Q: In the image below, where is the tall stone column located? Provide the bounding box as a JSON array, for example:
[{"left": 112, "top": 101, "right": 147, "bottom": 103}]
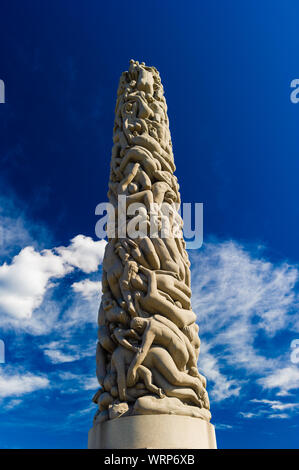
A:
[{"left": 88, "top": 60, "right": 216, "bottom": 449}]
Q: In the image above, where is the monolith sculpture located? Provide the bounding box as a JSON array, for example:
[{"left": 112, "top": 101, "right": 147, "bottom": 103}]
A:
[{"left": 88, "top": 60, "right": 217, "bottom": 449}]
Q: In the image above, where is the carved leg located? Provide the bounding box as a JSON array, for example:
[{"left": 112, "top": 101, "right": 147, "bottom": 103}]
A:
[
  {"left": 145, "top": 347, "right": 204, "bottom": 399},
  {"left": 112, "top": 351, "right": 128, "bottom": 402},
  {"left": 152, "top": 370, "right": 203, "bottom": 407},
  {"left": 137, "top": 365, "right": 165, "bottom": 398}
]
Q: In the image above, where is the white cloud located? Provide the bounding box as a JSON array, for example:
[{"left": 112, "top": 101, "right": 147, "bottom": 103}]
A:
[
  {"left": 251, "top": 399, "right": 299, "bottom": 411},
  {"left": 66, "top": 404, "right": 95, "bottom": 422},
  {"left": 40, "top": 332, "right": 96, "bottom": 364},
  {"left": 0, "top": 195, "right": 48, "bottom": 258},
  {"left": 0, "top": 235, "right": 106, "bottom": 323},
  {"left": 214, "top": 423, "right": 233, "bottom": 430},
  {"left": 55, "top": 372, "right": 99, "bottom": 394},
  {"left": 43, "top": 349, "right": 80, "bottom": 364},
  {"left": 191, "top": 240, "right": 298, "bottom": 338},
  {"left": 239, "top": 398, "right": 299, "bottom": 421},
  {"left": 40, "top": 340, "right": 81, "bottom": 364},
  {"left": 61, "top": 297, "right": 99, "bottom": 330},
  {"left": 239, "top": 412, "right": 261, "bottom": 419},
  {"left": 0, "top": 369, "right": 49, "bottom": 398},
  {"left": 72, "top": 279, "right": 102, "bottom": 300},
  {"left": 0, "top": 246, "right": 71, "bottom": 319},
  {"left": 82, "top": 376, "right": 99, "bottom": 391},
  {"left": 2, "top": 298, "right": 62, "bottom": 336},
  {"left": 3, "top": 399, "right": 22, "bottom": 410},
  {"left": 56, "top": 235, "right": 106, "bottom": 274}
]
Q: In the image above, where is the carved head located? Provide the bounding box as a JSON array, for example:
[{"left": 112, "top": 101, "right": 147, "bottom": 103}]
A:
[
  {"left": 102, "top": 293, "right": 115, "bottom": 311},
  {"left": 128, "top": 182, "right": 139, "bottom": 194},
  {"left": 130, "top": 317, "right": 147, "bottom": 332},
  {"left": 128, "top": 261, "right": 138, "bottom": 275}
]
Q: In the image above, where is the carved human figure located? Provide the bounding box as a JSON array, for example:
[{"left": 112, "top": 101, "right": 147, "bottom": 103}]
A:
[
  {"left": 102, "top": 239, "right": 123, "bottom": 303},
  {"left": 120, "top": 262, "right": 191, "bottom": 310},
  {"left": 127, "top": 346, "right": 206, "bottom": 405},
  {"left": 127, "top": 315, "right": 198, "bottom": 377},
  {"left": 118, "top": 237, "right": 160, "bottom": 271},
  {"left": 111, "top": 345, "right": 163, "bottom": 401},
  {"left": 135, "top": 266, "right": 196, "bottom": 328}
]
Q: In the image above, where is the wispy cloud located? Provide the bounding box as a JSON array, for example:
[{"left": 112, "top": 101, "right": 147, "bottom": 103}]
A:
[
  {"left": 190, "top": 240, "right": 299, "bottom": 400},
  {"left": 55, "top": 235, "right": 106, "bottom": 274},
  {"left": 0, "top": 194, "right": 51, "bottom": 258},
  {"left": 198, "top": 346, "right": 241, "bottom": 401},
  {"left": 239, "top": 398, "right": 299, "bottom": 420},
  {"left": 267, "top": 413, "right": 289, "bottom": 419},
  {"left": 3, "top": 399, "right": 22, "bottom": 410},
  {"left": 43, "top": 349, "right": 81, "bottom": 364},
  {"left": 257, "top": 367, "right": 299, "bottom": 396},
  {"left": 56, "top": 372, "right": 98, "bottom": 393},
  {"left": 251, "top": 399, "right": 299, "bottom": 411},
  {"left": 215, "top": 423, "right": 233, "bottom": 430},
  {"left": 0, "top": 246, "right": 72, "bottom": 320},
  {"left": 239, "top": 412, "right": 263, "bottom": 419}
]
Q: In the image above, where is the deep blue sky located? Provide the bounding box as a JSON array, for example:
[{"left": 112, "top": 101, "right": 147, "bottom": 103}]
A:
[{"left": 0, "top": 0, "right": 299, "bottom": 449}]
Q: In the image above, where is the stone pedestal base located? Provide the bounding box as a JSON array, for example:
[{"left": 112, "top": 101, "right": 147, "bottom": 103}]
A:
[{"left": 88, "top": 415, "right": 217, "bottom": 449}]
